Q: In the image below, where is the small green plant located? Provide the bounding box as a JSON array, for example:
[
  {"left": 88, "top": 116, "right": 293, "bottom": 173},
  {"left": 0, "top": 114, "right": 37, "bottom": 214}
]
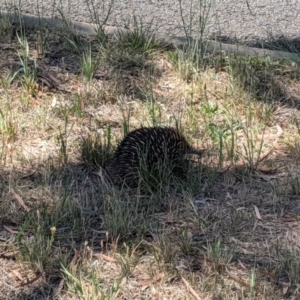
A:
[
  {"left": 290, "top": 177, "right": 300, "bottom": 195},
  {"left": 81, "top": 127, "right": 114, "bottom": 168},
  {"left": 166, "top": 49, "right": 198, "bottom": 82},
  {"left": 116, "top": 16, "right": 167, "bottom": 55},
  {"left": 250, "top": 268, "right": 256, "bottom": 299},
  {"left": 85, "top": 0, "right": 114, "bottom": 44},
  {"left": 275, "top": 248, "right": 300, "bottom": 287},
  {"left": 115, "top": 243, "right": 140, "bottom": 278},
  {"left": 0, "top": 70, "right": 20, "bottom": 90},
  {"left": 146, "top": 99, "right": 162, "bottom": 127},
  {"left": 67, "top": 93, "right": 86, "bottom": 117},
  {"left": 36, "top": 29, "right": 50, "bottom": 57},
  {"left": 0, "top": 108, "right": 17, "bottom": 141},
  {"left": 151, "top": 232, "right": 177, "bottom": 270},
  {"left": 17, "top": 211, "right": 62, "bottom": 273},
  {"left": 212, "top": 239, "right": 222, "bottom": 261},
  {"left": 101, "top": 44, "right": 147, "bottom": 71},
  {"left": 133, "top": 149, "right": 188, "bottom": 194},
  {"left": 256, "top": 102, "right": 276, "bottom": 125},
  {"left": 56, "top": 8, "right": 87, "bottom": 53},
  {"left": 0, "top": 12, "right": 14, "bottom": 41},
  {"left": 181, "top": 165, "right": 207, "bottom": 196},
  {"left": 178, "top": 229, "right": 195, "bottom": 255},
  {"left": 61, "top": 265, "right": 88, "bottom": 298},
  {"left": 103, "top": 190, "right": 150, "bottom": 242},
  {"left": 16, "top": 33, "right": 38, "bottom": 96},
  {"left": 228, "top": 209, "right": 255, "bottom": 235},
  {"left": 242, "top": 125, "right": 264, "bottom": 170},
  {"left": 178, "top": 0, "right": 212, "bottom": 62},
  {"left": 57, "top": 115, "right": 73, "bottom": 165},
  {"left": 81, "top": 45, "right": 97, "bottom": 82},
  {"left": 62, "top": 260, "right": 124, "bottom": 300},
  {"left": 57, "top": 128, "right": 68, "bottom": 165}
]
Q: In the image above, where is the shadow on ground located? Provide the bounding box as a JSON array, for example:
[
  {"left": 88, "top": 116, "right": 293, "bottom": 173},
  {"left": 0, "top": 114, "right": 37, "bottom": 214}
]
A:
[
  {"left": 1, "top": 142, "right": 300, "bottom": 298},
  {"left": 214, "top": 34, "right": 300, "bottom": 54}
]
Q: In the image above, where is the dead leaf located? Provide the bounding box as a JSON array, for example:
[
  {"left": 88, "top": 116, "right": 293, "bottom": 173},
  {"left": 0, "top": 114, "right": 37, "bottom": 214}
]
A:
[
  {"left": 1, "top": 251, "right": 19, "bottom": 258},
  {"left": 91, "top": 229, "right": 108, "bottom": 234},
  {"left": 37, "top": 76, "right": 53, "bottom": 88},
  {"left": 238, "top": 260, "right": 247, "bottom": 270},
  {"left": 240, "top": 248, "right": 254, "bottom": 255},
  {"left": 236, "top": 207, "right": 246, "bottom": 211},
  {"left": 68, "top": 249, "right": 83, "bottom": 274},
  {"left": 280, "top": 217, "right": 298, "bottom": 223},
  {"left": 181, "top": 276, "right": 201, "bottom": 300},
  {"left": 226, "top": 271, "right": 249, "bottom": 288},
  {"left": 70, "top": 250, "right": 82, "bottom": 267},
  {"left": 258, "top": 165, "right": 278, "bottom": 174},
  {"left": 197, "top": 254, "right": 227, "bottom": 267},
  {"left": 94, "top": 69, "right": 109, "bottom": 79},
  {"left": 3, "top": 225, "right": 18, "bottom": 234},
  {"left": 46, "top": 72, "right": 60, "bottom": 85},
  {"left": 253, "top": 205, "right": 263, "bottom": 220},
  {"left": 281, "top": 282, "right": 290, "bottom": 295},
  {"left": 137, "top": 273, "right": 164, "bottom": 286},
  {"left": 19, "top": 272, "right": 42, "bottom": 287},
  {"left": 12, "top": 269, "right": 23, "bottom": 281},
  {"left": 0, "top": 43, "right": 14, "bottom": 50},
  {"left": 259, "top": 270, "right": 278, "bottom": 281},
  {"left": 14, "top": 193, "right": 29, "bottom": 212},
  {"left": 93, "top": 253, "right": 116, "bottom": 263},
  {"left": 257, "top": 124, "right": 283, "bottom": 140},
  {"left": 152, "top": 88, "right": 169, "bottom": 96}
]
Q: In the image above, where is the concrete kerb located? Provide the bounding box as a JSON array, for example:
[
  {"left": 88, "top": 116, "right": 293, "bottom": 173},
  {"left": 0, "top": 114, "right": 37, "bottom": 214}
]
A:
[{"left": 2, "top": 10, "right": 300, "bottom": 64}]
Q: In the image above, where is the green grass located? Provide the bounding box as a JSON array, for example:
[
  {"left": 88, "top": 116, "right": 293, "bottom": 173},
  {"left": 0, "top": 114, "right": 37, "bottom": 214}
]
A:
[{"left": 1, "top": 7, "right": 300, "bottom": 300}]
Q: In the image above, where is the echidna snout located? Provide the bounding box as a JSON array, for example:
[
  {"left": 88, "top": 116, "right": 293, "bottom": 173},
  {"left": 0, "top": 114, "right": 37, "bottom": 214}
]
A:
[{"left": 105, "top": 126, "right": 201, "bottom": 188}]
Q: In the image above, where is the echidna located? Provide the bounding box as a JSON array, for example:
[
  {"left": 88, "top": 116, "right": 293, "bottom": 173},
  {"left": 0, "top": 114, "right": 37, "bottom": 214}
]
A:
[{"left": 105, "top": 126, "right": 202, "bottom": 188}]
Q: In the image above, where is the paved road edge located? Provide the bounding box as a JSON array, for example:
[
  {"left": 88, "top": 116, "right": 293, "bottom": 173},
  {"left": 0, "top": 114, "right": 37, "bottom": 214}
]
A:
[{"left": 1, "top": 10, "right": 300, "bottom": 64}]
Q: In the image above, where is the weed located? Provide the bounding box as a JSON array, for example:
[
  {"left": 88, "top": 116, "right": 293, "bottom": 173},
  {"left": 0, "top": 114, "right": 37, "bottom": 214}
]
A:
[
  {"left": 81, "top": 128, "right": 114, "bottom": 168},
  {"left": 242, "top": 125, "right": 264, "bottom": 170},
  {"left": 115, "top": 243, "right": 140, "bottom": 278},
  {"left": 146, "top": 98, "right": 162, "bottom": 127},
  {"left": 57, "top": 115, "right": 73, "bottom": 166},
  {"left": 290, "top": 177, "right": 300, "bottom": 196},
  {"left": 0, "top": 108, "right": 17, "bottom": 142},
  {"left": 85, "top": 0, "right": 114, "bottom": 44},
  {"left": 101, "top": 45, "right": 147, "bottom": 71},
  {"left": 275, "top": 248, "right": 300, "bottom": 286},
  {"left": 0, "top": 70, "right": 20, "bottom": 90},
  {"left": 81, "top": 44, "right": 98, "bottom": 83},
  {"left": 61, "top": 263, "right": 123, "bottom": 299},
  {"left": 179, "top": 0, "right": 212, "bottom": 64},
  {"left": 166, "top": 49, "right": 198, "bottom": 81},
  {"left": 115, "top": 16, "right": 168, "bottom": 55},
  {"left": 56, "top": 8, "right": 87, "bottom": 53},
  {"left": 16, "top": 33, "right": 38, "bottom": 96},
  {"left": 35, "top": 29, "right": 51, "bottom": 58},
  {"left": 152, "top": 232, "right": 177, "bottom": 269},
  {"left": 250, "top": 268, "right": 257, "bottom": 299},
  {"left": 178, "top": 228, "right": 195, "bottom": 255},
  {"left": 16, "top": 210, "right": 67, "bottom": 274},
  {"left": 0, "top": 11, "right": 14, "bottom": 41}
]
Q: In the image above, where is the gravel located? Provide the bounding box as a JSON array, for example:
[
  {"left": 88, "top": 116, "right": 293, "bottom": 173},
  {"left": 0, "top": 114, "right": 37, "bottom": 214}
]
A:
[{"left": 1, "top": 0, "right": 300, "bottom": 45}]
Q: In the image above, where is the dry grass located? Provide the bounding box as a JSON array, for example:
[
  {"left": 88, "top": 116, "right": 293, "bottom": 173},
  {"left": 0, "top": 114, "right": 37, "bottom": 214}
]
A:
[{"left": 1, "top": 15, "right": 300, "bottom": 300}]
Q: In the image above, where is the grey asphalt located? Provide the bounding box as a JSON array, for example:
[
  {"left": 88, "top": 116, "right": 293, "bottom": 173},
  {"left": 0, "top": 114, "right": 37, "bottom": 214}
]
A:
[
  {"left": 1, "top": 1, "right": 300, "bottom": 63},
  {"left": 1, "top": 0, "right": 300, "bottom": 42}
]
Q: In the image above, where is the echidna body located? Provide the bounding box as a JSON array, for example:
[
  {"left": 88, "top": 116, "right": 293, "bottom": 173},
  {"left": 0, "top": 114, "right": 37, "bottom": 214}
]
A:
[{"left": 106, "top": 126, "right": 200, "bottom": 188}]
